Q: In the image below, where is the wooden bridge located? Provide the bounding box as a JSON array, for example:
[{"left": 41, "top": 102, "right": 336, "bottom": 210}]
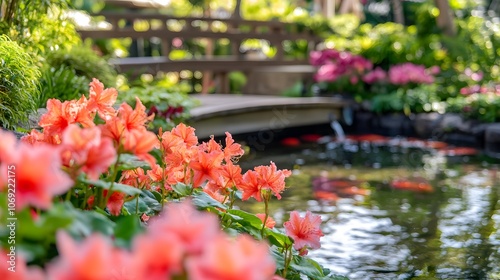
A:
[
  {"left": 77, "top": 10, "right": 321, "bottom": 93},
  {"left": 187, "top": 94, "right": 348, "bottom": 139}
]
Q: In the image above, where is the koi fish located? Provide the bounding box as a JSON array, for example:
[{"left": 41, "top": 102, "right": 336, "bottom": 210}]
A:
[
  {"left": 390, "top": 179, "right": 434, "bottom": 193},
  {"left": 300, "top": 134, "right": 323, "bottom": 143},
  {"left": 313, "top": 191, "right": 339, "bottom": 201},
  {"left": 348, "top": 134, "right": 389, "bottom": 144},
  {"left": 437, "top": 147, "right": 478, "bottom": 156},
  {"left": 280, "top": 137, "right": 301, "bottom": 147}
]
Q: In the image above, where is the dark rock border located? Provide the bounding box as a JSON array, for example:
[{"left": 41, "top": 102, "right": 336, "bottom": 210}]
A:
[{"left": 348, "top": 110, "right": 500, "bottom": 159}]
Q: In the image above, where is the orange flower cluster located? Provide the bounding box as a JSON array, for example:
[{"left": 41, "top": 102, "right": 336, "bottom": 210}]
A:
[
  {"left": 2, "top": 78, "right": 293, "bottom": 216},
  {"left": 129, "top": 125, "right": 290, "bottom": 207},
  {"left": 0, "top": 78, "right": 325, "bottom": 279},
  {"left": 240, "top": 162, "right": 292, "bottom": 201}
]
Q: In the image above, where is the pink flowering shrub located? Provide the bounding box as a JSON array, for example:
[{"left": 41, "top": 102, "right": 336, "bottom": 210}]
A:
[
  {"left": 309, "top": 49, "right": 440, "bottom": 103},
  {"left": 447, "top": 84, "right": 500, "bottom": 123},
  {"left": 0, "top": 79, "right": 335, "bottom": 279},
  {"left": 310, "top": 49, "right": 372, "bottom": 95},
  {"left": 388, "top": 63, "right": 436, "bottom": 85}
]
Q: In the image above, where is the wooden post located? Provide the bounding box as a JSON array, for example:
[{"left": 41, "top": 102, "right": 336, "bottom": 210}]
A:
[
  {"left": 232, "top": 0, "right": 242, "bottom": 19},
  {"left": 201, "top": 8, "right": 214, "bottom": 94},
  {"left": 390, "top": 0, "right": 405, "bottom": 25},
  {"left": 325, "top": 0, "right": 334, "bottom": 18},
  {"left": 161, "top": 38, "right": 170, "bottom": 58},
  {"left": 218, "top": 72, "right": 230, "bottom": 94},
  {"left": 434, "top": 0, "right": 457, "bottom": 36}
]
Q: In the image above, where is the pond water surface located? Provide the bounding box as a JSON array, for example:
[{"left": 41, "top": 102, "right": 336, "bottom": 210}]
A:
[{"left": 238, "top": 136, "right": 500, "bottom": 279}]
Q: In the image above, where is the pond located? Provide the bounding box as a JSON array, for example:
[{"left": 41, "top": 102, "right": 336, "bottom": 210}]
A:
[{"left": 237, "top": 134, "right": 500, "bottom": 279}]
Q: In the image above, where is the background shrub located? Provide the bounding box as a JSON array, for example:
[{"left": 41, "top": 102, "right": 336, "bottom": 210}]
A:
[
  {"left": 0, "top": 35, "right": 40, "bottom": 129},
  {"left": 45, "top": 45, "right": 117, "bottom": 88}
]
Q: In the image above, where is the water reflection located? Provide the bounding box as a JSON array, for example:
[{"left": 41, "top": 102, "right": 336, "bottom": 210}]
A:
[{"left": 238, "top": 140, "right": 500, "bottom": 279}]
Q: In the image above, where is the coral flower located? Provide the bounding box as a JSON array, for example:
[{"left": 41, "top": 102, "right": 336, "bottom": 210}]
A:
[
  {"left": 203, "top": 181, "right": 228, "bottom": 203},
  {"left": 62, "top": 125, "right": 116, "bottom": 179},
  {"left": 254, "top": 161, "right": 291, "bottom": 200},
  {"left": 47, "top": 231, "right": 126, "bottom": 280},
  {"left": 121, "top": 167, "right": 151, "bottom": 188},
  {"left": 256, "top": 213, "right": 276, "bottom": 229},
  {"left": 148, "top": 200, "right": 220, "bottom": 255},
  {"left": 100, "top": 116, "right": 126, "bottom": 144},
  {"left": 239, "top": 162, "right": 291, "bottom": 201},
  {"left": 118, "top": 98, "right": 154, "bottom": 131},
  {"left": 1, "top": 142, "right": 73, "bottom": 210},
  {"left": 223, "top": 132, "right": 244, "bottom": 162},
  {"left": 189, "top": 150, "right": 224, "bottom": 187},
  {"left": 0, "top": 250, "right": 44, "bottom": 280},
  {"left": 0, "top": 129, "right": 17, "bottom": 165},
  {"left": 284, "top": 211, "right": 324, "bottom": 255},
  {"left": 39, "top": 98, "right": 94, "bottom": 136},
  {"left": 103, "top": 190, "right": 125, "bottom": 216},
  {"left": 171, "top": 123, "right": 198, "bottom": 147},
  {"left": 22, "top": 128, "right": 62, "bottom": 145},
  {"left": 200, "top": 136, "right": 222, "bottom": 153},
  {"left": 160, "top": 131, "right": 184, "bottom": 153},
  {"left": 165, "top": 165, "right": 188, "bottom": 186},
  {"left": 165, "top": 145, "right": 195, "bottom": 168},
  {"left": 86, "top": 78, "right": 118, "bottom": 120},
  {"left": 216, "top": 162, "right": 243, "bottom": 189},
  {"left": 122, "top": 128, "right": 159, "bottom": 167},
  {"left": 82, "top": 137, "right": 116, "bottom": 179},
  {"left": 129, "top": 233, "right": 184, "bottom": 280},
  {"left": 239, "top": 169, "right": 262, "bottom": 201},
  {"left": 187, "top": 234, "right": 276, "bottom": 280}
]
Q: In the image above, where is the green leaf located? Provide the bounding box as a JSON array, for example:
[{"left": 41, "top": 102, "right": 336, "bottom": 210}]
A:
[
  {"left": 265, "top": 228, "right": 293, "bottom": 249},
  {"left": 271, "top": 246, "right": 286, "bottom": 271},
  {"left": 66, "top": 205, "right": 116, "bottom": 237},
  {"left": 290, "top": 255, "right": 340, "bottom": 279},
  {"left": 140, "top": 192, "right": 163, "bottom": 212},
  {"left": 14, "top": 203, "right": 73, "bottom": 241},
  {"left": 123, "top": 192, "right": 163, "bottom": 215},
  {"left": 118, "top": 154, "right": 151, "bottom": 170},
  {"left": 191, "top": 191, "right": 228, "bottom": 210},
  {"left": 171, "top": 183, "right": 193, "bottom": 197},
  {"left": 80, "top": 178, "right": 142, "bottom": 196},
  {"left": 114, "top": 215, "right": 144, "bottom": 248},
  {"left": 17, "top": 243, "right": 49, "bottom": 263},
  {"left": 227, "top": 209, "right": 263, "bottom": 229}
]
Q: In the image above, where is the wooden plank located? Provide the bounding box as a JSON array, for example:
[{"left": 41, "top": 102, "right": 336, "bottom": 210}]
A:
[
  {"left": 109, "top": 57, "right": 313, "bottom": 73},
  {"left": 90, "top": 12, "right": 288, "bottom": 28},
  {"left": 78, "top": 29, "right": 317, "bottom": 41}
]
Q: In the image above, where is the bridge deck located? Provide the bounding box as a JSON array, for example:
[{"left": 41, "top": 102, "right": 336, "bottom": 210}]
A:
[{"left": 188, "top": 94, "right": 348, "bottom": 139}]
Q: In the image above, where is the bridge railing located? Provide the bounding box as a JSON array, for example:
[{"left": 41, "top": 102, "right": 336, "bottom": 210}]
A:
[{"left": 77, "top": 12, "right": 321, "bottom": 93}]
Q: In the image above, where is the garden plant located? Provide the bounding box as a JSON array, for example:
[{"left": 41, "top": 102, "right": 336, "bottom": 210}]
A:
[{"left": 0, "top": 79, "right": 344, "bottom": 280}]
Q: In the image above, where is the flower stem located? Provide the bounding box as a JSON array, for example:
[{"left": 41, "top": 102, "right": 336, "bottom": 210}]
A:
[
  {"left": 261, "top": 195, "right": 269, "bottom": 238},
  {"left": 103, "top": 152, "right": 121, "bottom": 208},
  {"left": 135, "top": 196, "right": 139, "bottom": 214},
  {"left": 65, "top": 188, "right": 72, "bottom": 202},
  {"left": 283, "top": 245, "right": 293, "bottom": 278}
]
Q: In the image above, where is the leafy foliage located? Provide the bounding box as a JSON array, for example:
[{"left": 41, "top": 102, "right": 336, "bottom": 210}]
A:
[
  {"left": 118, "top": 85, "right": 200, "bottom": 130},
  {"left": 0, "top": 35, "right": 40, "bottom": 129},
  {"left": 37, "top": 65, "right": 88, "bottom": 108},
  {"left": 0, "top": 0, "right": 80, "bottom": 57},
  {"left": 446, "top": 87, "right": 500, "bottom": 123},
  {"left": 45, "top": 45, "right": 117, "bottom": 88},
  {"left": 36, "top": 45, "right": 118, "bottom": 107}
]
